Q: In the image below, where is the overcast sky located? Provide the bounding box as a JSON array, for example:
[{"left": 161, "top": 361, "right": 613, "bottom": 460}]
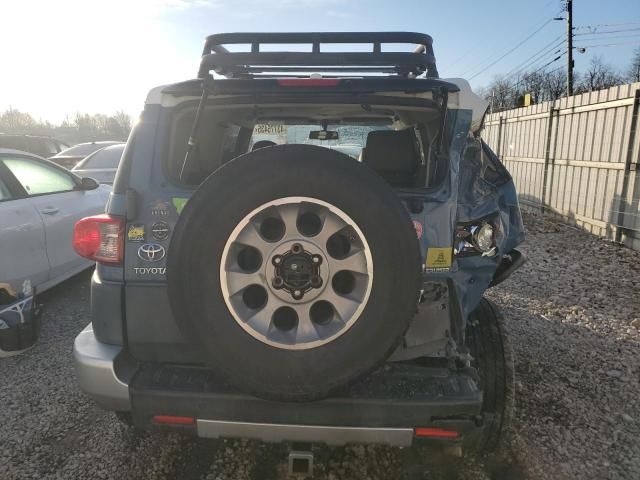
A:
[{"left": 1, "top": 0, "right": 639, "bottom": 123}]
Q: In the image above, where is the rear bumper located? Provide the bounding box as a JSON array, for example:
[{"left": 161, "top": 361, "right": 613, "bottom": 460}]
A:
[
  {"left": 197, "top": 420, "right": 413, "bottom": 446},
  {"left": 74, "top": 326, "right": 483, "bottom": 447},
  {"left": 73, "top": 323, "right": 130, "bottom": 411}
]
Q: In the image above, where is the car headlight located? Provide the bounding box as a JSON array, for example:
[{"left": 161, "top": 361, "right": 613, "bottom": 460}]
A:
[
  {"left": 454, "top": 221, "right": 497, "bottom": 257},
  {"left": 473, "top": 223, "right": 495, "bottom": 253}
]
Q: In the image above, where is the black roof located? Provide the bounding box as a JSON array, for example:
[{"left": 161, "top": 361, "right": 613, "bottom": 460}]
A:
[
  {"left": 198, "top": 32, "right": 439, "bottom": 79},
  {"left": 163, "top": 77, "right": 460, "bottom": 98}
]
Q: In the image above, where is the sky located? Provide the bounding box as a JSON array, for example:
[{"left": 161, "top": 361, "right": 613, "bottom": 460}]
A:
[{"left": 1, "top": 0, "right": 639, "bottom": 123}]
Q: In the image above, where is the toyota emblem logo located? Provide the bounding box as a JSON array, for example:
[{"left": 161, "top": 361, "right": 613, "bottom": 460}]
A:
[{"left": 137, "top": 243, "right": 166, "bottom": 262}]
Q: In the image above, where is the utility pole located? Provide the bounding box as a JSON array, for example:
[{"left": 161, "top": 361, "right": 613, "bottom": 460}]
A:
[{"left": 566, "top": 0, "right": 574, "bottom": 96}]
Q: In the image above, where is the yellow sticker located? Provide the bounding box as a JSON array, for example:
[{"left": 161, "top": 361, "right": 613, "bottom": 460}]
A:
[
  {"left": 127, "top": 224, "right": 145, "bottom": 242},
  {"left": 425, "top": 247, "right": 452, "bottom": 270}
]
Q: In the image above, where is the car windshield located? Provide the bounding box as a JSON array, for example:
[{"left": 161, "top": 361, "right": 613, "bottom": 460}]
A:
[
  {"left": 250, "top": 124, "right": 390, "bottom": 157},
  {"left": 74, "top": 145, "right": 124, "bottom": 170}
]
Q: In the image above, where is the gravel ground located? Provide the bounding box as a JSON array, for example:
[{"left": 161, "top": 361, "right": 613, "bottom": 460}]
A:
[
  {"left": 487, "top": 212, "right": 640, "bottom": 480},
  {"left": 0, "top": 211, "right": 638, "bottom": 479}
]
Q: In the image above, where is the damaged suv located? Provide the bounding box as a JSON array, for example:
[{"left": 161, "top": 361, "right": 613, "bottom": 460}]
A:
[{"left": 72, "top": 32, "right": 525, "bottom": 467}]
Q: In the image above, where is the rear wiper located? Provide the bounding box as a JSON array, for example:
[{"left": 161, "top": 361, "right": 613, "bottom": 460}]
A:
[{"left": 179, "top": 75, "right": 213, "bottom": 182}]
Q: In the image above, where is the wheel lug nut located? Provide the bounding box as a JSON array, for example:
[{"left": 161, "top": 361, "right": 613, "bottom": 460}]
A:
[
  {"left": 273, "top": 277, "right": 284, "bottom": 289},
  {"left": 292, "top": 290, "right": 303, "bottom": 299},
  {"left": 272, "top": 255, "right": 282, "bottom": 266},
  {"left": 291, "top": 243, "right": 302, "bottom": 254}
]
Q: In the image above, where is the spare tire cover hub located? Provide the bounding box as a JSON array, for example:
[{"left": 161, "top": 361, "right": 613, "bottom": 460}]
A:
[{"left": 220, "top": 196, "right": 373, "bottom": 350}]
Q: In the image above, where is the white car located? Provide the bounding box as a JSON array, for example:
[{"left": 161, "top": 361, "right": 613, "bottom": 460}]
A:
[{"left": 0, "top": 148, "right": 111, "bottom": 295}]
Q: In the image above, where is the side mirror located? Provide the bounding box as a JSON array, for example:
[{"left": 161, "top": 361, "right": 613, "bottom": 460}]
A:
[{"left": 79, "top": 177, "right": 99, "bottom": 190}]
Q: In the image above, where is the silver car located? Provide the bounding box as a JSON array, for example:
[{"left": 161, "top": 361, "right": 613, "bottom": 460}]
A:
[
  {"left": 50, "top": 141, "right": 122, "bottom": 169},
  {"left": 0, "top": 149, "right": 110, "bottom": 296},
  {"left": 72, "top": 143, "right": 125, "bottom": 185}
]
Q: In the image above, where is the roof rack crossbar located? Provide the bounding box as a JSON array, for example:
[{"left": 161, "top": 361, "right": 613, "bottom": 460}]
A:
[{"left": 198, "top": 32, "right": 439, "bottom": 79}]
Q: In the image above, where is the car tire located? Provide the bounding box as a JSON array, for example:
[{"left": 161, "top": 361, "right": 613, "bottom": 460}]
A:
[
  {"left": 167, "top": 144, "right": 421, "bottom": 401},
  {"left": 464, "top": 298, "right": 515, "bottom": 453}
]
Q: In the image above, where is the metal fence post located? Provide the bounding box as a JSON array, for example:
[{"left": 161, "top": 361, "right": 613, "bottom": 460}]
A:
[
  {"left": 496, "top": 116, "right": 504, "bottom": 160},
  {"left": 541, "top": 106, "right": 556, "bottom": 212},
  {"left": 615, "top": 88, "right": 640, "bottom": 243}
]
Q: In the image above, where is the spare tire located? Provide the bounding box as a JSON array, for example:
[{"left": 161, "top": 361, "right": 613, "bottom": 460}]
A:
[{"left": 168, "top": 144, "right": 421, "bottom": 401}]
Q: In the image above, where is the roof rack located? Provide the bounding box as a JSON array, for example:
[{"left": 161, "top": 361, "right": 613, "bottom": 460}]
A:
[{"left": 198, "top": 32, "right": 439, "bottom": 79}]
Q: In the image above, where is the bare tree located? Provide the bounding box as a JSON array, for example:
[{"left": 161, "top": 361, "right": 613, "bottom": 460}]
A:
[
  {"left": 543, "top": 69, "right": 567, "bottom": 101},
  {"left": 113, "top": 111, "right": 132, "bottom": 134},
  {"left": 577, "top": 56, "right": 623, "bottom": 92},
  {"left": 482, "top": 75, "right": 518, "bottom": 112},
  {"left": 479, "top": 51, "right": 635, "bottom": 112},
  {"left": 71, "top": 112, "right": 132, "bottom": 141},
  {"left": 481, "top": 69, "right": 569, "bottom": 112},
  {"left": 0, "top": 108, "right": 132, "bottom": 143},
  {"left": 627, "top": 46, "right": 640, "bottom": 83},
  {"left": 0, "top": 108, "right": 38, "bottom": 132},
  {"left": 519, "top": 71, "right": 547, "bottom": 104}
]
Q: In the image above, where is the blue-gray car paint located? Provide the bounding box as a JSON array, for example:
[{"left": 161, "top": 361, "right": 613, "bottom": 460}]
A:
[{"left": 98, "top": 102, "right": 524, "bottom": 356}]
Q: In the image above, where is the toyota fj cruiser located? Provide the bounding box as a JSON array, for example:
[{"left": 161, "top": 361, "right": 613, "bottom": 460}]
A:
[{"left": 72, "top": 32, "right": 525, "bottom": 472}]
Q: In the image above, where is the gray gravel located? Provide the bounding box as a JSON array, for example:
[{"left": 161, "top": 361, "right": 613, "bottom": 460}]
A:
[
  {"left": 487, "top": 212, "right": 640, "bottom": 480},
  {"left": 0, "top": 211, "right": 638, "bottom": 479}
]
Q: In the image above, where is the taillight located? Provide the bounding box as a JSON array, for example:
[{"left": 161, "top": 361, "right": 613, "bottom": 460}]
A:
[
  {"left": 153, "top": 415, "right": 195, "bottom": 426},
  {"left": 73, "top": 214, "right": 125, "bottom": 264},
  {"left": 414, "top": 427, "right": 460, "bottom": 439}
]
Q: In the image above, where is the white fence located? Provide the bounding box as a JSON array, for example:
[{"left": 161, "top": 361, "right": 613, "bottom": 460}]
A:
[{"left": 481, "top": 82, "right": 640, "bottom": 251}]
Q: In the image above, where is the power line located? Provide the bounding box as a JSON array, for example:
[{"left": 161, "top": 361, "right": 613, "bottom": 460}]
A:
[
  {"left": 511, "top": 51, "right": 567, "bottom": 89},
  {"left": 517, "top": 64, "right": 565, "bottom": 90},
  {"left": 503, "top": 35, "right": 565, "bottom": 79},
  {"left": 508, "top": 50, "right": 567, "bottom": 86},
  {"left": 574, "top": 34, "right": 640, "bottom": 43},
  {"left": 464, "top": 18, "right": 556, "bottom": 80},
  {"left": 545, "top": 65, "right": 565, "bottom": 75},
  {"left": 506, "top": 49, "right": 565, "bottom": 84},
  {"left": 574, "top": 40, "right": 640, "bottom": 48},
  {"left": 503, "top": 34, "right": 564, "bottom": 73},
  {"left": 575, "top": 27, "right": 640, "bottom": 36},
  {"left": 451, "top": 1, "right": 562, "bottom": 77},
  {"left": 466, "top": 18, "right": 555, "bottom": 80},
  {"left": 532, "top": 52, "right": 567, "bottom": 75},
  {"left": 575, "top": 21, "right": 640, "bottom": 30}
]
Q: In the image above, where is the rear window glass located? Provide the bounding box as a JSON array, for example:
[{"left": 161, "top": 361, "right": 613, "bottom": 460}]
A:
[
  {"left": 76, "top": 145, "right": 124, "bottom": 169},
  {"left": 166, "top": 103, "right": 445, "bottom": 189},
  {"left": 167, "top": 107, "right": 245, "bottom": 185},
  {"left": 58, "top": 142, "right": 120, "bottom": 157}
]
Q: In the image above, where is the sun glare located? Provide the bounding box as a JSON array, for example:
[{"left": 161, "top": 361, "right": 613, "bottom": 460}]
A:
[{"left": 0, "top": 0, "right": 198, "bottom": 122}]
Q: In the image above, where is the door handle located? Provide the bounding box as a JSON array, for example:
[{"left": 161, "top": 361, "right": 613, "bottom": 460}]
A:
[{"left": 41, "top": 207, "right": 59, "bottom": 215}]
